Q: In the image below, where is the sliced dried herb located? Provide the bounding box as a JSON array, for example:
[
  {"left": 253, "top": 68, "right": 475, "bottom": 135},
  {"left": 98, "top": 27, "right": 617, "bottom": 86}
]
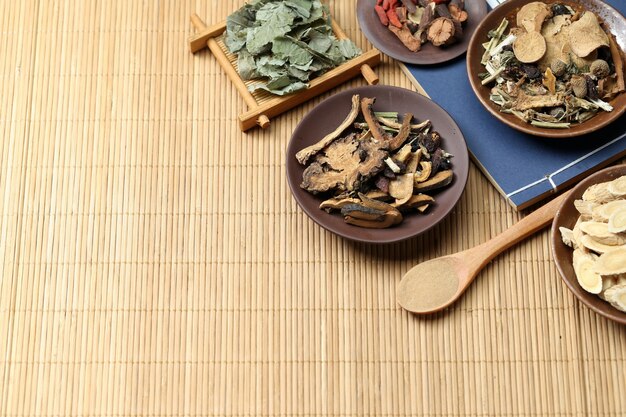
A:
[{"left": 225, "top": 0, "right": 361, "bottom": 96}]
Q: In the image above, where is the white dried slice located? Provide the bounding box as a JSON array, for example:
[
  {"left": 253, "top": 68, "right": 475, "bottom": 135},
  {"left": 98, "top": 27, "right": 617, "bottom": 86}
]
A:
[
  {"left": 573, "top": 249, "right": 603, "bottom": 294},
  {"left": 608, "top": 209, "right": 626, "bottom": 234},
  {"left": 603, "top": 284, "right": 626, "bottom": 312},
  {"left": 572, "top": 216, "right": 586, "bottom": 250},
  {"left": 607, "top": 176, "right": 626, "bottom": 197},
  {"left": 580, "top": 235, "right": 621, "bottom": 254},
  {"left": 579, "top": 221, "right": 626, "bottom": 246},
  {"left": 594, "top": 248, "right": 626, "bottom": 275},
  {"left": 582, "top": 181, "right": 615, "bottom": 204},
  {"left": 574, "top": 199, "right": 596, "bottom": 215},
  {"left": 592, "top": 200, "right": 626, "bottom": 222},
  {"left": 559, "top": 227, "right": 575, "bottom": 248}
]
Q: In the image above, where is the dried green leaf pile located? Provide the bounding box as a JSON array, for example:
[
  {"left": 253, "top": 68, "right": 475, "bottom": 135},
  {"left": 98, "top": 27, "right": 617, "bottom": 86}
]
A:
[
  {"left": 480, "top": 2, "right": 625, "bottom": 128},
  {"left": 225, "top": 0, "right": 361, "bottom": 96},
  {"left": 296, "top": 95, "right": 454, "bottom": 229}
]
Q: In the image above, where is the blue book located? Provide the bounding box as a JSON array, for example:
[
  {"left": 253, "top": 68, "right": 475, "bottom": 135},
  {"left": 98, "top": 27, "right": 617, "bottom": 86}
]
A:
[{"left": 400, "top": 0, "right": 626, "bottom": 210}]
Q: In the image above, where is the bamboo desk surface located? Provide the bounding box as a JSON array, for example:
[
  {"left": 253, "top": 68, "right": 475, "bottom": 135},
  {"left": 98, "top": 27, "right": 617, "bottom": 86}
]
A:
[{"left": 0, "top": 1, "right": 624, "bottom": 416}]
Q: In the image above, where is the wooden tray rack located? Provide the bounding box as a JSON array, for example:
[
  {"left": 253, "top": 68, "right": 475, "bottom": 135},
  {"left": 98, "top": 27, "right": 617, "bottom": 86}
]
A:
[{"left": 188, "top": 13, "right": 381, "bottom": 132}]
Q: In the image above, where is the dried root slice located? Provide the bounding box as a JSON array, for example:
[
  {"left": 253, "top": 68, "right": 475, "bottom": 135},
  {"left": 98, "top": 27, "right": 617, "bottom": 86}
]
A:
[
  {"left": 413, "top": 161, "right": 432, "bottom": 183},
  {"left": 583, "top": 181, "right": 615, "bottom": 204},
  {"left": 572, "top": 216, "right": 585, "bottom": 250},
  {"left": 573, "top": 249, "right": 603, "bottom": 294},
  {"left": 574, "top": 199, "right": 597, "bottom": 215},
  {"left": 560, "top": 227, "right": 575, "bottom": 248},
  {"left": 594, "top": 248, "right": 626, "bottom": 275},
  {"left": 427, "top": 17, "right": 457, "bottom": 47},
  {"left": 608, "top": 176, "right": 626, "bottom": 197},
  {"left": 580, "top": 235, "right": 620, "bottom": 254},
  {"left": 517, "top": 1, "right": 552, "bottom": 33},
  {"left": 608, "top": 209, "right": 626, "bottom": 234},
  {"left": 394, "top": 144, "right": 413, "bottom": 164},
  {"left": 296, "top": 94, "right": 360, "bottom": 164},
  {"left": 389, "top": 174, "right": 415, "bottom": 206},
  {"left": 414, "top": 169, "right": 453, "bottom": 192},
  {"left": 567, "top": 12, "right": 609, "bottom": 58},
  {"left": 513, "top": 32, "right": 547, "bottom": 63},
  {"left": 579, "top": 221, "right": 626, "bottom": 246},
  {"left": 592, "top": 200, "right": 626, "bottom": 222},
  {"left": 603, "top": 284, "right": 626, "bottom": 312}
]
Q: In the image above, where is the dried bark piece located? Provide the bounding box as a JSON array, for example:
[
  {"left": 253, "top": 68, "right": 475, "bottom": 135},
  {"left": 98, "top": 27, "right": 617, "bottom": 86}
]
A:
[
  {"left": 389, "top": 24, "right": 422, "bottom": 52},
  {"left": 360, "top": 97, "right": 413, "bottom": 151},
  {"left": 567, "top": 12, "right": 609, "bottom": 58},
  {"left": 517, "top": 2, "right": 552, "bottom": 33},
  {"left": 513, "top": 31, "right": 547, "bottom": 63},
  {"left": 513, "top": 90, "right": 563, "bottom": 111},
  {"left": 296, "top": 95, "right": 360, "bottom": 165},
  {"left": 427, "top": 17, "right": 457, "bottom": 47},
  {"left": 573, "top": 249, "right": 603, "bottom": 294}
]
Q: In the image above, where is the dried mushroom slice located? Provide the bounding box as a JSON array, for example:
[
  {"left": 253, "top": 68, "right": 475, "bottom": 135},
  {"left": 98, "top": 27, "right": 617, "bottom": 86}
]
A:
[
  {"left": 296, "top": 95, "right": 360, "bottom": 165},
  {"left": 573, "top": 249, "right": 603, "bottom": 294},
  {"left": 414, "top": 161, "right": 432, "bottom": 183},
  {"left": 319, "top": 197, "right": 360, "bottom": 211},
  {"left": 593, "top": 248, "right": 626, "bottom": 275},
  {"left": 608, "top": 209, "right": 626, "bottom": 234},
  {"left": 608, "top": 176, "right": 626, "bottom": 197},
  {"left": 579, "top": 221, "right": 626, "bottom": 246},
  {"left": 414, "top": 170, "right": 453, "bottom": 192},
  {"left": 592, "top": 200, "right": 626, "bottom": 222},
  {"left": 603, "top": 284, "right": 626, "bottom": 312}
]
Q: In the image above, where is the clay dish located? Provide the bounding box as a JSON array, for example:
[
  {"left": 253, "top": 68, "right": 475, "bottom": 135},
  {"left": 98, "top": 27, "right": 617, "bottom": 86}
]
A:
[
  {"left": 286, "top": 85, "right": 469, "bottom": 244},
  {"left": 467, "top": 0, "right": 626, "bottom": 138},
  {"left": 551, "top": 164, "right": 626, "bottom": 324}
]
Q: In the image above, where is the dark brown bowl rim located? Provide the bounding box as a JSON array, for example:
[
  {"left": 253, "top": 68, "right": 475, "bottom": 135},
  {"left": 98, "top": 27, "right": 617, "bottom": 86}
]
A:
[
  {"left": 286, "top": 85, "right": 469, "bottom": 244},
  {"left": 466, "top": 0, "right": 626, "bottom": 138},
  {"left": 551, "top": 164, "right": 626, "bottom": 324}
]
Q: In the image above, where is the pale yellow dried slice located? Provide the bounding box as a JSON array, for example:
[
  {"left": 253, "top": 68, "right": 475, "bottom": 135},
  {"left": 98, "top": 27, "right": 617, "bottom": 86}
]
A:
[
  {"left": 607, "top": 176, "right": 626, "bottom": 197},
  {"left": 517, "top": 2, "right": 552, "bottom": 33},
  {"left": 603, "top": 284, "right": 626, "bottom": 312},
  {"left": 593, "top": 248, "right": 626, "bottom": 275},
  {"left": 574, "top": 199, "right": 596, "bottom": 215},
  {"left": 608, "top": 209, "right": 626, "bottom": 234},
  {"left": 559, "top": 227, "right": 575, "bottom": 248},
  {"left": 579, "top": 221, "right": 626, "bottom": 246},
  {"left": 389, "top": 174, "right": 414, "bottom": 206},
  {"left": 413, "top": 161, "right": 432, "bottom": 183},
  {"left": 580, "top": 234, "right": 621, "bottom": 254},
  {"left": 573, "top": 249, "right": 603, "bottom": 294},
  {"left": 513, "top": 31, "right": 547, "bottom": 63},
  {"left": 592, "top": 200, "right": 626, "bottom": 222},
  {"left": 567, "top": 12, "right": 610, "bottom": 58},
  {"left": 582, "top": 181, "right": 615, "bottom": 204}
]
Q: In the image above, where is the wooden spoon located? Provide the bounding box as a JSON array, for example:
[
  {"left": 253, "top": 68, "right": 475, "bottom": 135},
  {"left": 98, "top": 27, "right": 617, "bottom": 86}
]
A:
[{"left": 397, "top": 190, "right": 572, "bottom": 314}]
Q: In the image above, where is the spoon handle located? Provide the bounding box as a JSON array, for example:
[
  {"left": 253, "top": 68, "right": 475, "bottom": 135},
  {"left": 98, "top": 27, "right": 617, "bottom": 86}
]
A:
[{"left": 471, "top": 190, "right": 572, "bottom": 269}]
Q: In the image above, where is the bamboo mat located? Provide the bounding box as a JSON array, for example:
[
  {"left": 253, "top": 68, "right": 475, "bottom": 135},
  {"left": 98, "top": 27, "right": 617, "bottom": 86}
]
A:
[{"left": 0, "top": 1, "right": 625, "bottom": 415}]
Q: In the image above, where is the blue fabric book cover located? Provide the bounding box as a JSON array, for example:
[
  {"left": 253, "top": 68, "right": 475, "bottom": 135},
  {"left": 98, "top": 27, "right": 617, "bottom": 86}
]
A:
[{"left": 400, "top": 0, "right": 626, "bottom": 210}]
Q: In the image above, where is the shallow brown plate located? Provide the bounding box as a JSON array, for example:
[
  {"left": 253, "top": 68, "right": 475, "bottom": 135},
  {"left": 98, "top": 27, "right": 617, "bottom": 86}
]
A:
[
  {"left": 551, "top": 164, "right": 626, "bottom": 324},
  {"left": 467, "top": 0, "right": 626, "bottom": 138},
  {"left": 286, "top": 85, "right": 469, "bottom": 244},
  {"left": 357, "top": 0, "right": 488, "bottom": 65}
]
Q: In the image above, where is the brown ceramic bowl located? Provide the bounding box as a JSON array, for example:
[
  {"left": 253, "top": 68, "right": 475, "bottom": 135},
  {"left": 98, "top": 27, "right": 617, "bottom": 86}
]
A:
[
  {"left": 357, "top": 0, "right": 488, "bottom": 65},
  {"left": 551, "top": 164, "right": 626, "bottom": 324},
  {"left": 286, "top": 85, "right": 469, "bottom": 244},
  {"left": 467, "top": 0, "right": 626, "bottom": 138}
]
